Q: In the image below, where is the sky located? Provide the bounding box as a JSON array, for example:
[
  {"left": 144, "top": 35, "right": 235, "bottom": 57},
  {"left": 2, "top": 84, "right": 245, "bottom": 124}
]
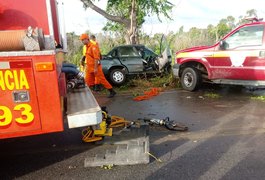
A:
[{"left": 62, "top": 0, "right": 265, "bottom": 35}]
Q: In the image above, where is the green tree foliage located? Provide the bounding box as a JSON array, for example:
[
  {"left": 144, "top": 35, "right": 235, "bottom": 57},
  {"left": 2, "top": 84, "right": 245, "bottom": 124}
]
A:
[
  {"left": 65, "top": 32, "right": 83, "bottom": 64},
  {"left": 80, "top": 0, "right": 173, "bottom": 44},
  {"left": 216, "top": 18, "right": 232, "bottom": 40}
]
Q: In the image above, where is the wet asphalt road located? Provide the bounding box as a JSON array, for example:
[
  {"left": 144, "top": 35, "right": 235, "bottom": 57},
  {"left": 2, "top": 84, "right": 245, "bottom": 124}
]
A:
[{"left": 1, "top": 85, "right": 265, "bottom": 180}]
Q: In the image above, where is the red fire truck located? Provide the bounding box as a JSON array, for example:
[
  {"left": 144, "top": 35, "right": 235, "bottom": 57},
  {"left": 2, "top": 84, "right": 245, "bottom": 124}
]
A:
[{"left": 0, "top": 0, "right": 102, "bottom": 139}]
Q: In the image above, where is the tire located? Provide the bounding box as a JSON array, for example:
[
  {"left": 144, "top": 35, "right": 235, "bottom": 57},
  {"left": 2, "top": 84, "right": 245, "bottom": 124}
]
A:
[
  {"left": 109, "top": 69, "right": 126, "bottom": 86},
  {"left": 180, "top": 67, "right": 201, "bottom": 91}
]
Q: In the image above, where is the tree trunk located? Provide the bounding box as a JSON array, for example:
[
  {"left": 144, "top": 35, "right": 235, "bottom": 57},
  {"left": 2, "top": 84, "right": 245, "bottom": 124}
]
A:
[
  {"left": 81, "top": 0, "right": 138, "bottom": 45},
  {"left": 127, "top": 0, "right": 137, "bottom": 44}
]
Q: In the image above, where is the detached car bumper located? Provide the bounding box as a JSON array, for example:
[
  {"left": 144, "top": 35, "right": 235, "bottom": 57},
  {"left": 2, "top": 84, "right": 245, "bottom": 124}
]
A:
[{"left": 172, "top": 64, "right": 180, "bottom": 77}]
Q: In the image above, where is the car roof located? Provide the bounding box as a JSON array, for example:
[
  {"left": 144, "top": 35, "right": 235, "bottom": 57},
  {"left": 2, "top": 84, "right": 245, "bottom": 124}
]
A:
[
  {"left": 107, "top": 44, "right": 157, "bottom": 56},
  {"left": 115, "top": 44, "right": 145, "bottom": 48}
]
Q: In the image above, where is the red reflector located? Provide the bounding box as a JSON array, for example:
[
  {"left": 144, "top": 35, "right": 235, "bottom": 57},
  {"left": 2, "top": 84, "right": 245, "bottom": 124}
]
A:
[
  {"left": 35, "top": 62, "right": 54, "bottom": 71},
  {"left": 10, "top": 61, "right": 32, "bottom": 68}
]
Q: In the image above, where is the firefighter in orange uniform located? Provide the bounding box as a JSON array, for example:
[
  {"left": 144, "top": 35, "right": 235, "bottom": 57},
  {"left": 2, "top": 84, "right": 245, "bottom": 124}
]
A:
[
  {"left": 80, "top": 35, "right": 99, "bottom": 74},
  {"left": 79, "top": 34, "right": 116, "bottom": 98},
  {"left": 90, "top": 35, "right": 102, "bottom": 90}
]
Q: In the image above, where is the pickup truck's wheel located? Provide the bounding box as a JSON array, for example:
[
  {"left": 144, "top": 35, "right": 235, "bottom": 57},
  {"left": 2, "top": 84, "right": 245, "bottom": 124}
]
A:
[
  {"left": 180, "top": 67, "right": 201, "bottom": 91},
  {"left": 110, "top": 69, "right": 126, "bottom": 86}
]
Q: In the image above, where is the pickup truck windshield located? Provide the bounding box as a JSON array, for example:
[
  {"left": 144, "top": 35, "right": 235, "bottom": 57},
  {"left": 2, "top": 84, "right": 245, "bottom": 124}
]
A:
[{"left": 225, "top": 25, "right": 264, "bottom": 49}]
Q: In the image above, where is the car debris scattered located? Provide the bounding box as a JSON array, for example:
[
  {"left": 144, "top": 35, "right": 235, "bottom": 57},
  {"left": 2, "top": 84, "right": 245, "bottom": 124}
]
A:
[{"left": 138, "top": 117, "right": 188, "bottom": 131}]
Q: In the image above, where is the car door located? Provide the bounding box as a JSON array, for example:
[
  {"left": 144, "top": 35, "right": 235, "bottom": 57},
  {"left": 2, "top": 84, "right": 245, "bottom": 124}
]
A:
[
  {"left": 117, "top": 46, "right": 143, "bottom": 73},
  {"left": 100, "top": 48, "right": 121, "bottom": 75},
  {"left": 212, "top": 24, "right": 265, "bottom": 80}
]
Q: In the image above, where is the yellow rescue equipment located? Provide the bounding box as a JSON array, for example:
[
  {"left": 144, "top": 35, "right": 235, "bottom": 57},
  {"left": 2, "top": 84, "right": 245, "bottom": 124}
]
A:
[{"left": 82, "top": 110, "right": 129, "bottom": 143}]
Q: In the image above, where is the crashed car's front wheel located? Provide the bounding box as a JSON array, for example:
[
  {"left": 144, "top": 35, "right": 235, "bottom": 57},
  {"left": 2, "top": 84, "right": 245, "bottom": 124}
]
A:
[
  {"left": 109, "top": 69, "right": 126, "bottom": 86},
  {"left": 180, "top": 67, "right": 201, "bottom": 91}
]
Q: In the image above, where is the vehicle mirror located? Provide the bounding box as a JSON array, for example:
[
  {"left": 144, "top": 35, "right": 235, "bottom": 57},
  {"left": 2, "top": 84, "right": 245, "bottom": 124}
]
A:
[{"left": 219, "top": 40, "right": 229, "bottom": 50}]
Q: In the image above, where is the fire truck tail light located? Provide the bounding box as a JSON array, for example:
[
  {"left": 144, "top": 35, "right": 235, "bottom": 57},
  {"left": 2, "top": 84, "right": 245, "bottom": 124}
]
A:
[
  {"left": 13, "top": 91, "right": 30, "bottom": 102},
  {"left": 35, "top": 62, "right": 54, "bottom": 71}
]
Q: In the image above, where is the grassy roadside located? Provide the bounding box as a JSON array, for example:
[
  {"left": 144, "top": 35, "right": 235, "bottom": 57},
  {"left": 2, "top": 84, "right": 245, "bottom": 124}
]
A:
[
  {"left": 251, "top": 95, "right": 265, "bottom": 102},
  {"left": 96, "top": 73, "right": 180, "bottom": 97},
  {"left": 118, "top": 74, "right": 179, "bottom": 95}
]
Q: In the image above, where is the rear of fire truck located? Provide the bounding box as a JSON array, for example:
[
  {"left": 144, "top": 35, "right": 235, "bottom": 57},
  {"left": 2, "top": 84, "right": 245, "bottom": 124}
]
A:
[{"left": 0, "top": 0, "right": 102, "bottom": 139}]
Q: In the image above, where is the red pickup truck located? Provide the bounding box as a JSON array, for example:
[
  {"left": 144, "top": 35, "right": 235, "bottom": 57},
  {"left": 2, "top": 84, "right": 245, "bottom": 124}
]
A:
[{"left": 173, "top": 18, "right": 265, "bottom": 91}]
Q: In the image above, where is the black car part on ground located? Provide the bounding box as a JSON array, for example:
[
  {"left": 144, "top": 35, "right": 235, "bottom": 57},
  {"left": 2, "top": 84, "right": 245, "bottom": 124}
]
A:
[{"left": 138, "top": 117, "right": 188, "bottom": 131}]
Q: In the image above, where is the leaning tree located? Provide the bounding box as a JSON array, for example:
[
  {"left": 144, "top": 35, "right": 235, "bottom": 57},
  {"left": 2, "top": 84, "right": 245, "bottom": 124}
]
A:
[{"left": 80, "top": 0, "right": 173, "bottom": 44}]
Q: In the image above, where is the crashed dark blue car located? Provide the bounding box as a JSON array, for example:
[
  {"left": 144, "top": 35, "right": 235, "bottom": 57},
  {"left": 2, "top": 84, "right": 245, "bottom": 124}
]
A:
[{"left": 101, "top": 44, "right": 171, "bottom": 85}]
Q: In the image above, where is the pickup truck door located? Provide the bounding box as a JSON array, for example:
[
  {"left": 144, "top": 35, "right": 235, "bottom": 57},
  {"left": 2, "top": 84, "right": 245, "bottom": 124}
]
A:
[
  {"left": 117, "top": 46, "right": 143, "bottom": 73},
  {"left": 212, "top": 24, "right": 265, "bottom": 80}
]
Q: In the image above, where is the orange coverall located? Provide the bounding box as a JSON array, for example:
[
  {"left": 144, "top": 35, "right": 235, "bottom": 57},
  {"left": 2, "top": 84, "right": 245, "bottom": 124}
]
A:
[
  {"left": 90, "top": 40, "right": 102, "bottom": 85},
  {"left": 84, "top": 43, "right": 112, "bottom": 89}
]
